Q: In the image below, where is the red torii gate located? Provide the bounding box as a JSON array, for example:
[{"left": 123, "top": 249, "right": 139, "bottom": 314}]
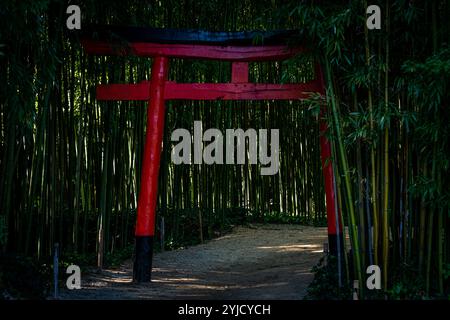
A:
[{"left": 81, "top": 26, "right": 342, "bottom": 282}]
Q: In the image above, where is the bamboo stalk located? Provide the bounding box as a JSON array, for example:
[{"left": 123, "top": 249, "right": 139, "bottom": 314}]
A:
[
  {"left": 324, "top": 57, "right": 363, "bottom": 295},
  {"left": 382, "top": 0, "right": 390, "bottom": 291},
  {"left": 364, "top": 0, "right": 379, "bottom": 266}
]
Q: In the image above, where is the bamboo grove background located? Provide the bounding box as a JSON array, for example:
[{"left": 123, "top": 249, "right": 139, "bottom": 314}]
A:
[{"left": 1, "top": 0, "right": 450, "bottom": 298}]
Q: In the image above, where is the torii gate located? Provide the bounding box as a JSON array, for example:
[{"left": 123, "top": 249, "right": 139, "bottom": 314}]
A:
[{"left": 81, "top": 26, "right": 342, "bottom": 282}]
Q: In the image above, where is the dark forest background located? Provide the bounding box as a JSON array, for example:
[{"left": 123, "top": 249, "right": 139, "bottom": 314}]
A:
[{"left": 1, "top": 0, "right": 450, "bottom": 299}]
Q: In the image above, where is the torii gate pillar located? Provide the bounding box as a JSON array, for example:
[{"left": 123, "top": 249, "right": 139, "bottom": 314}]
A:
[{"left": 133, "top": 57, "right": 169, "bottom": 282}]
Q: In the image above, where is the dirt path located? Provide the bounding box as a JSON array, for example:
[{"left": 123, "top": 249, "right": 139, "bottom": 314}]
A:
[{"left": 60, "top": 224, "right": 326, "bottom": 300}]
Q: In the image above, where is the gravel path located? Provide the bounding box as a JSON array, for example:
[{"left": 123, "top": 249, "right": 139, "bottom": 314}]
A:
[{"left": 60, "top": 224, "right": 327, "bottom": 300}]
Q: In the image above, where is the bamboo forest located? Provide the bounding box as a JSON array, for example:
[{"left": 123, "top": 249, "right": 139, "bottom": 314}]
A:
[{"left": 1, "top": 0, "right": 450, "bottom": 302}]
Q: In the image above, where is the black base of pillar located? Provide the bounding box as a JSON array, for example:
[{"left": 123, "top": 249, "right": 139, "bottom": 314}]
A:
[
  {"left": 133, "top": 236, "right": 154, "bottom": 283},
  {"left": 328, "top": 233, "right": 344, "bottom": 257}
]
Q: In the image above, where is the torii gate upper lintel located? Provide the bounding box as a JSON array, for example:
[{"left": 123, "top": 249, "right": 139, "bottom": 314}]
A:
[{"left": 81, "top": 26, "right": 343, "bottom": 283}]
